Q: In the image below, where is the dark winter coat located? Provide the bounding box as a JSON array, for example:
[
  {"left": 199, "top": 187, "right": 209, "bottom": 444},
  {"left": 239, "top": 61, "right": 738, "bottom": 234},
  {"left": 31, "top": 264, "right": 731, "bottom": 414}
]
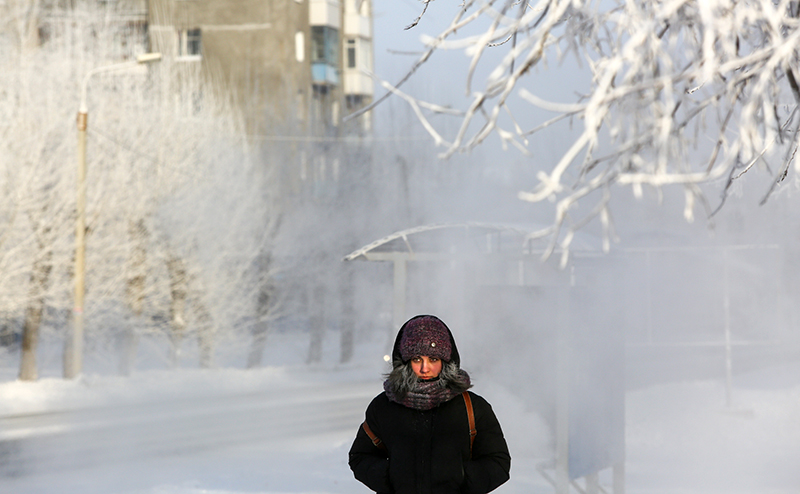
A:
[
  {"left": 349, "top": 315, "right": 511, "bottom": 494},
  {"left": 349, "top": 390, "right": 511, "bottom": 494}
]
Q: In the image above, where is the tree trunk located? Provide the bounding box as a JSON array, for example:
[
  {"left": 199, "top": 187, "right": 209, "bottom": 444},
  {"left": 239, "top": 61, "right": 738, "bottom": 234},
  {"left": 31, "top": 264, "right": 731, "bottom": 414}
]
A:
[
  {"left": 116, "top": 329, "right": 139, "bottom": 376},
  {"left": 167, "top": 254, "right": 187, "bottom": 367},
  {"left": 247, "top": 259, "right": 272, "bottom": 368},
  {"left": 120, "top": 219, "right": 148, "bottom": 375},
  {"left": 13, "top": 0, "right": 42, "bottom": 53},
  {"left": 246, "top": 325, "right": 268, "bottom": 368},
  {"left": 19, "top": 252, "right": 52, "bottom": 381},
  {"left": 195, "top": 299, "right": 214, "bottom": 368},
  {"left": 340, "top": 264, "right": 355, "bottom": 364},
  {"left": 0, "top": 320, "right": 16, "bottom": 347},
  {"left": 306, "top": 285, "right": 325, "bottom": 364},
  {"left": 19, "top": 304, "right": 41, "bottom": 381}
]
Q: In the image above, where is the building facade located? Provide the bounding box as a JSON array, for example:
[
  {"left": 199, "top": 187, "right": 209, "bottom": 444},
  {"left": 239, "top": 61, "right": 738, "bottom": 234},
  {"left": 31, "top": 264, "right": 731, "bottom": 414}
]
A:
[
  {"left": 341, "top": 0, "right": 374, "bottom": 133},
  {"left": 146, "top": 0, "right": 374, "bottom": 135},
  {"left": 23, "top": 0, "right": 373, "bottom": 136}
]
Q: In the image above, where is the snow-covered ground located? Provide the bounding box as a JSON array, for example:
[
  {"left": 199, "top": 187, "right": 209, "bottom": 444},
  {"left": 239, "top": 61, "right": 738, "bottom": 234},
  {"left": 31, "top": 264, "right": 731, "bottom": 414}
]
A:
[{"left": 0, "top": 350, "right": 798, "bottom": 494}]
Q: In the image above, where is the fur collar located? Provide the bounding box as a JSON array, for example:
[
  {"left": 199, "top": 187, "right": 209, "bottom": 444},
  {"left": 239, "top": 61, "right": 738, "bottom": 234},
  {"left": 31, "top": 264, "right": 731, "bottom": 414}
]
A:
[{"left": 384, "top": 362, "right": 472, "bottom": 410}]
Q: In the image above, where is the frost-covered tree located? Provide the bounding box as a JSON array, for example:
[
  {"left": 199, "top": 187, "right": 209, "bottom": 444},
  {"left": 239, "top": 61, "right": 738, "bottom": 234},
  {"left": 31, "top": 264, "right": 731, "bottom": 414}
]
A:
[
  {"left": 361, "top": 0, "right": 800, "bottom": 258},
  {"left": 0, "top": 2, "right": 279, "bottom": 379}
]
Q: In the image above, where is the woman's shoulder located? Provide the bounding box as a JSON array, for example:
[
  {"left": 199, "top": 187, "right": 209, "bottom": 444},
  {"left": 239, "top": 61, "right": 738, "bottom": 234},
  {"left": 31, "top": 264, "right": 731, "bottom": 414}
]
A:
[
  {"left": 464, "top": 390, "right": 490, "bottom": 405},
  {"left": 462, "top": 390, "right": 499, "bottom": 415},
  {"left": 365, "top": 391, "right": 410, "bottom": 426},
  {"left": 367, "top": 391, "right": 391, "bottom": 410}
]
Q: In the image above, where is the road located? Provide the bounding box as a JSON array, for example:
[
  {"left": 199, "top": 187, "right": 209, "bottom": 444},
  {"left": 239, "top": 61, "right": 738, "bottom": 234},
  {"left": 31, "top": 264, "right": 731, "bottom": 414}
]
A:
[{"left": 0, "top": 379, "right": 378, "bottom": 494}]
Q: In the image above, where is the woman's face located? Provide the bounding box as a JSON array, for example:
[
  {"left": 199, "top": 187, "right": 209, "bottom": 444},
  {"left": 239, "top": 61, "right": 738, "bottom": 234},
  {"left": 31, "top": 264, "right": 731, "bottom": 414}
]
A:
[{"left": 410, "top": 355, "right": 443, "bottom": 380}]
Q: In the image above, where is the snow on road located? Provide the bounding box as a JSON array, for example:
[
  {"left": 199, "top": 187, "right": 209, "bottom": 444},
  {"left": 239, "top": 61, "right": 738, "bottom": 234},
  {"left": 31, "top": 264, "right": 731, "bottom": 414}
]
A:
[
  {"left": 0, "top": 366, "right": 380, "bottom": 494},
  {"left": 0, "top": 362, "right": 798, "bottom": 494},
  {"left": 2, "top": 383, "right": 369, "bottom": 473}
]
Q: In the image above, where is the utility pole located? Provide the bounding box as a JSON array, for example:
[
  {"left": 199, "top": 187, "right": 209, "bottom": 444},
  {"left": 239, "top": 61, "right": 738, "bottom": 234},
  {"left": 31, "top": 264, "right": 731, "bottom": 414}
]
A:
[{"left": 64, "top": 53, "right": 162, "bottom": 379}]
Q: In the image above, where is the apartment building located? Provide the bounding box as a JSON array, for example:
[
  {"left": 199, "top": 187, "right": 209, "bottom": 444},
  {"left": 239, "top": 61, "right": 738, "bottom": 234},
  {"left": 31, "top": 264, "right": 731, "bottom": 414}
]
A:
[
  {"left": 146, "top": 0, "right": 374, "bottom": 135},
  {"left": 8, "top": 0, "right": 373, "bottom": 134},
  {"left": 22, "top": 0, "right": 372, "bottom": 136},
  {"left": 341, "top": 0, "right": 374, "bottom": 134}
]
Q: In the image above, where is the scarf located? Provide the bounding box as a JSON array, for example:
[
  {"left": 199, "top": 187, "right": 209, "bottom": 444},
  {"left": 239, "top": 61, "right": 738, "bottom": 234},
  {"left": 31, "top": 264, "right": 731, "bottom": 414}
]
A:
[{"left": 384, "top": 369, "right": 471, "bottom": 411}]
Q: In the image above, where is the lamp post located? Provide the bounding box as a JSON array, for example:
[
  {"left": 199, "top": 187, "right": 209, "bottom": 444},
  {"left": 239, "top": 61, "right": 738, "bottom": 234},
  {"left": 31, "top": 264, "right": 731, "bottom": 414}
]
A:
[{"left": 64, "top": 53, "right": 162, "bottom": 379}]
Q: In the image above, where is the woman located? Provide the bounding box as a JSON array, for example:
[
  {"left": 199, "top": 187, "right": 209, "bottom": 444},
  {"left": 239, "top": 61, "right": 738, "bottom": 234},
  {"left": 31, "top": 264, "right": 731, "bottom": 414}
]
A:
[{"left": 349, "top": 315, "right": 511, "bottom": 494}]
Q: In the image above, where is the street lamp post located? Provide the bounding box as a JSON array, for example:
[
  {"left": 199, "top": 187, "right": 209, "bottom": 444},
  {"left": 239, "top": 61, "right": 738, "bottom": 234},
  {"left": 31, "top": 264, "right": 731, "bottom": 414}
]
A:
[{"left": 64, "top": 53, "right": 162, "bottom": 379}]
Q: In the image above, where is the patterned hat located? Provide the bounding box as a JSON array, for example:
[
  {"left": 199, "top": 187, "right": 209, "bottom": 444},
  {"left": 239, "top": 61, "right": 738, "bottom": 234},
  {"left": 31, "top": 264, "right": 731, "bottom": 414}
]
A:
[{"left": 399, "top": 315, "right": 452, "bottom": 362}]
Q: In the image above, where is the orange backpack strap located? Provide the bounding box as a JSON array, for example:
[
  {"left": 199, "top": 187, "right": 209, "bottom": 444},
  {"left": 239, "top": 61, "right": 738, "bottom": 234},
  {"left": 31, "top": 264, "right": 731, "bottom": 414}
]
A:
[
  {"left": 362, "top": 421, "right": 387, "bottom": 452},
  {"left": 462, "top": 391, "right": 477, "bottom": 457}
]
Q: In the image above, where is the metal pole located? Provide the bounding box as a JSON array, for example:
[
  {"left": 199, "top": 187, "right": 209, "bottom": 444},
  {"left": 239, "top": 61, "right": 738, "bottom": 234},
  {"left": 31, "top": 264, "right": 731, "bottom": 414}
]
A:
[
  {"left": 555, "top": 287, "right": 570, "bottom": 494},
  {"left": 613, "top": 462, "right": 626, "bottom": 494},
  {"left": 390, "top": 258, "right": 407, "bottom": 353},
  {"left": 65, "top": 110, "right": 87, "bottom": 379},
  {"left": 586, "top": 472, "right": 599, "bottom": 494},
  {"left": 646, "top": 251, "right": 653, "bottom": 343},
  {"left": 723, "top": 248, "right": 733, "bottom": 408}
]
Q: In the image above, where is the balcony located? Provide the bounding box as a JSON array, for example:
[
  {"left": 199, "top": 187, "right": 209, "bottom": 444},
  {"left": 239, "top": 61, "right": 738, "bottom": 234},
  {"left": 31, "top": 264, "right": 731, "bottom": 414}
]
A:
[
  {"left": 310, "top": 0, "right": 342, "bottom": 28},
  {"left": 312, "top": 62, "right": 339, "bottom": 86}
]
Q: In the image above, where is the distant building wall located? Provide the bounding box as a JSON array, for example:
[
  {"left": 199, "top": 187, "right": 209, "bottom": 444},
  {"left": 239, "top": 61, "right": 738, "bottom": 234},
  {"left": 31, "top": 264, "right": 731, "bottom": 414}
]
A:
[
  {"left": 148, "top": 0, "right": 312, "bottom": 133},
  {"left": 13, "top": 1, "right": 373, "bottom": 137},
  {"left": 342, "top": 0, "right": 374, "bottom": 134},
  {"left": 143, "top": 0, "right": 373, "bottom": 197}
]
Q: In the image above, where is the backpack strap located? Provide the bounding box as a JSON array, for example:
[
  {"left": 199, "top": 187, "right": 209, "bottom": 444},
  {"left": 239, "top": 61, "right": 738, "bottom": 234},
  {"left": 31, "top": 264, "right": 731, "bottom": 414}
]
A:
[
  {"left": 362, "top": 421, "right": 387, "bottom": 452},
  {"left": 462, "top": 391, "right": 477, "bottom": 457}
]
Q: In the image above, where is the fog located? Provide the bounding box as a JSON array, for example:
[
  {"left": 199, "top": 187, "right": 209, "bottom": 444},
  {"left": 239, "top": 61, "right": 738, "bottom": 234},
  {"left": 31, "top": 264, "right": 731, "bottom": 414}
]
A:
[
  {"left": 360, "top": 0, "right": 800, "bottom": 387},
  {"left": 1, "top": 1, "right": 799, "bottom": 493}
]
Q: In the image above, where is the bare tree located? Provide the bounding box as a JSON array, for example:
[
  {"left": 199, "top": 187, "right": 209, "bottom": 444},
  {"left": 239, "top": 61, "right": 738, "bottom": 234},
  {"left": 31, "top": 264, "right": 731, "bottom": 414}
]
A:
[
  {"left": 19, "top": 214, "right": 54, "bottom": 381},
  {"left": 119, "top": 218, "right": 148, "bottom": 375},
  {"left": 246, "top": 251, "right": 276, "bottom": 369},
  {"left": 0, "top": 2, "right": 280, "bottom": 378},
  {"left": 356, "top": 0, "right": 800, "bottom": 261}
]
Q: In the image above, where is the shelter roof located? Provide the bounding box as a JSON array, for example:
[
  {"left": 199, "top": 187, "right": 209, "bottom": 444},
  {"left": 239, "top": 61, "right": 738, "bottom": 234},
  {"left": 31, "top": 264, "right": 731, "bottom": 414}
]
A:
[{"left": 343, "top": 222, "right": 601, "bottom": 262}]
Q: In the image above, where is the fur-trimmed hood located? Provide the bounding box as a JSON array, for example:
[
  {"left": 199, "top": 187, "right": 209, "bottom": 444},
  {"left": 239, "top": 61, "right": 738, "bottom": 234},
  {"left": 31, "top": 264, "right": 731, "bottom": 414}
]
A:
[{"left": 384, "top": 315, "right": 471, "bottom": 409}]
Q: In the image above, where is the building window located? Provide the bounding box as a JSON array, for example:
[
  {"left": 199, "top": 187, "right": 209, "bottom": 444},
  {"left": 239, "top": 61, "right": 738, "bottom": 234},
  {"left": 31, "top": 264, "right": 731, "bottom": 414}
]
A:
[
  {"left": 346, "top": 38, "right": 356, "bottom": 69},
  {"left": 295, "top": 31, "right": 305, "bottom": 62},
  {"left": 344, "top": 37, "right": 372, "bottom": 72},
  {"left": 311, "top": 26, "right": 339, "bottom": 85},
  {"left": 346, "top": 94, "right": 364, "bottom": 108},
  {"left": 311, "top": 26, "right": 338, "bottom": 65},
  {"left": 178, "top": 28, "right": 202, "bottom": 59}
]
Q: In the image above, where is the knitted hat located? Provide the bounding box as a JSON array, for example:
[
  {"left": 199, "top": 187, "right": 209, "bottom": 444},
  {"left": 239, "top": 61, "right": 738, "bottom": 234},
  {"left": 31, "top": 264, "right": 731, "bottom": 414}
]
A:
[{"left": 398, "top": 315, "right": 453, "bottom": 362}]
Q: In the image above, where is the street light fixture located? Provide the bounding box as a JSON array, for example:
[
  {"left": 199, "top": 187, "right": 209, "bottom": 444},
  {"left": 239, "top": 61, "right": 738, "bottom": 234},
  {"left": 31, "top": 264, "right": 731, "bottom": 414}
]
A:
[{"left": 64, "top": 53, "right": 162, "bottom": 379}]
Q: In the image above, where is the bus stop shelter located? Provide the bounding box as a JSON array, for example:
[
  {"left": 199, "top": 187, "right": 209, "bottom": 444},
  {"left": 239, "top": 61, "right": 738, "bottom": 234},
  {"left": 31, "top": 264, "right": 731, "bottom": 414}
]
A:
[{"left": 344, "top": 223, "right": 625, "bottom": 494}]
